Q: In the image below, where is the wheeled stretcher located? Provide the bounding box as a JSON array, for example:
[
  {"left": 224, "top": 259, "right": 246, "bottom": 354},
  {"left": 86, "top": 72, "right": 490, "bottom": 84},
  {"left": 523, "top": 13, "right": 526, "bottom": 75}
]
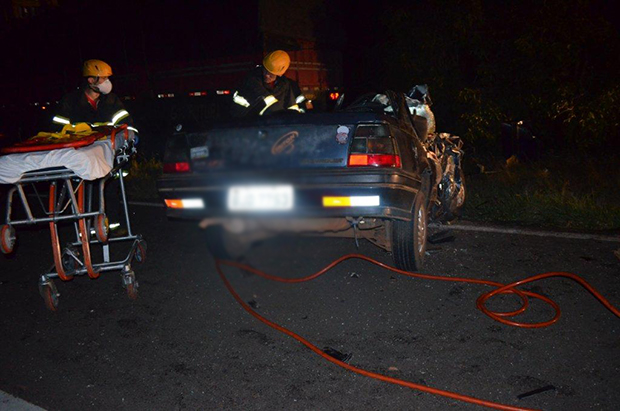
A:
[{"left": 0, "top": 125, "right": 146, "bottom": 311}]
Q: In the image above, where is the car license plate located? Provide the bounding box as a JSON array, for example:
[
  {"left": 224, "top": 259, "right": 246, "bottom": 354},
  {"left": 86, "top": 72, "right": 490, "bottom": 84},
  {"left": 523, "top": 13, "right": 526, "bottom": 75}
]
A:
[{"left": 227, "top": 185, "right": 294, "bottom": 211}]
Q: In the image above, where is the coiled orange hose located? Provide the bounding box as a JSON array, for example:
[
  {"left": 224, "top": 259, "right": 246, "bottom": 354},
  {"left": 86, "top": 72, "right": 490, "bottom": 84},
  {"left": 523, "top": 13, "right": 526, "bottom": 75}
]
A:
[{"left": 215, "top": 253, "right": 619, "bottom": 410}]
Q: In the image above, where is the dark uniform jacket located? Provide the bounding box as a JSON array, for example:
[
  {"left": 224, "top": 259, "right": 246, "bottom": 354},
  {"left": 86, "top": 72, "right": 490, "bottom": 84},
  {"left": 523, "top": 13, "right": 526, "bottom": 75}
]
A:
[
  {"left": 52, "top": 88, "right": 134, "bottom": 130},
  {"left": 232, "top": 66, "right": 303, "bottom": 117}
]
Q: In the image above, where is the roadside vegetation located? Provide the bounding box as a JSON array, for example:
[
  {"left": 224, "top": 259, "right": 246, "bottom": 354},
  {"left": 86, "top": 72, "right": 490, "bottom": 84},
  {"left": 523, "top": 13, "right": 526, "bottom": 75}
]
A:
[
  {"left": 462, "top": 156, "right": 620, "bottom": 231},
  {"left": 124, "top": 157, "right": 162, "bottom": 201}
]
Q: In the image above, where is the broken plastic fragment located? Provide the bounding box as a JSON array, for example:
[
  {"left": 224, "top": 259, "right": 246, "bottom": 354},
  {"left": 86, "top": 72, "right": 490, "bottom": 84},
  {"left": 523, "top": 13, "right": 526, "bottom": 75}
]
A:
[{"left": 428, "top": 230, "right": 455, "bottom": 244}]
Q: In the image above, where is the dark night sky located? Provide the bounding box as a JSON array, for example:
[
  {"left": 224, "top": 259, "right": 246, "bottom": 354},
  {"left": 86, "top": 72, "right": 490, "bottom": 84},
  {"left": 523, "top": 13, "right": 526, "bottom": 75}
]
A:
[
  {"left": 2, "top": 0, "right": 619, "bottom": 151},
  {"left": 2, "top": 0, "right": 618, "bottom": 94}
]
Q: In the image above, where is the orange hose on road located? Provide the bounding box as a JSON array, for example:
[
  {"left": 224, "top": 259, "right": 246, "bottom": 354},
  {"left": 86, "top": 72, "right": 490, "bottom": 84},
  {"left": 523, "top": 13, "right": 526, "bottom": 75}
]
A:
[{"left": 215, "top": 254, "right": 620, "bottom": 410}]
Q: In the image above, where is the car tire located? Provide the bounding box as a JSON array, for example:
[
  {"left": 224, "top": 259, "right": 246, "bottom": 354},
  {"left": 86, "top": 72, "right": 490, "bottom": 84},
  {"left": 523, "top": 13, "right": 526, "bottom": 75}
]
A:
[{"left": 392, "top": 190, "right": 428, "bottom": 272}]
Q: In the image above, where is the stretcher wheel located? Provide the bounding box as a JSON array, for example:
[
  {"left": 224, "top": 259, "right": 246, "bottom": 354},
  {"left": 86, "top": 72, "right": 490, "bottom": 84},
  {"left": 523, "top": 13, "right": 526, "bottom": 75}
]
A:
[
  {"left": 135, "top": 240, "right": 147, "bottom": 264},
  {"left": 61, "top": 247, "right": 80, "bottom": 273},
  {"left": 0, "top": 225, "right": 16, "bottom": 254},
  {"left": 122, "top": 270, "right": 138, "bottom": 300},
  {"left": 95, "top": 213, "right": 109, "bottom": 243},
  {"left": 39, "top": 281, "right": 59, "bottom": 312}
]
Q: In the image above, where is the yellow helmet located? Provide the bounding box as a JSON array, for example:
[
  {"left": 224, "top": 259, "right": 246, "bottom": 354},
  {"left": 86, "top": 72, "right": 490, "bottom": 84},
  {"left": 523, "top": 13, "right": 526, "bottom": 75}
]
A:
[
  {"left": 263, "top": 50, "right": 290, "bottom": 76},
  {"left": 83, "top": 59, "right": 113, "bottom": 77}
]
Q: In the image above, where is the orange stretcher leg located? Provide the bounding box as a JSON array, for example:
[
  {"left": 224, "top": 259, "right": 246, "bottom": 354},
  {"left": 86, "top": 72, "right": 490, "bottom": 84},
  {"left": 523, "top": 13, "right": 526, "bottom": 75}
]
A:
[
  {"left": 77, "top": 184, "right": 99, "bottom": 279},
  {"left": 48, "top": 183, "right": 72, "bottom": 281}
]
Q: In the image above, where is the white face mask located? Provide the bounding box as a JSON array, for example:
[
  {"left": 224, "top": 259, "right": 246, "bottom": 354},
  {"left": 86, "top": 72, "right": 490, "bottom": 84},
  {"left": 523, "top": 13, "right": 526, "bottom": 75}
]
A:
[{"left": 93, "top": 79, "right": 112, "bottom": 95}]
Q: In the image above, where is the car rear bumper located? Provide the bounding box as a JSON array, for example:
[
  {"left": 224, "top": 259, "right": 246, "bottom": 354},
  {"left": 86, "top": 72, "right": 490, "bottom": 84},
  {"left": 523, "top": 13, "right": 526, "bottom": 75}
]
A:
[{"left": 157, "top": 168, "right": 422, "bottom": 221}]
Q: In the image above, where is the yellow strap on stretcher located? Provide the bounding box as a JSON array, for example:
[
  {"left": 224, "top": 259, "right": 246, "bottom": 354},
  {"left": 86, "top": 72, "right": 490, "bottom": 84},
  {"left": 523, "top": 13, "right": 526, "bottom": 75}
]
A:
[{"left": 30, "top": 123, "right": 98, "bottom": 143}]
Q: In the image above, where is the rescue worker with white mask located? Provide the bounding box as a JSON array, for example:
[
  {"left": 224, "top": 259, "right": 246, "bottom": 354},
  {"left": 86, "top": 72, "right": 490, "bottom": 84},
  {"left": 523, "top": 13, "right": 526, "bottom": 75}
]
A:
[
  {"left": 51, "top": 59, "right": 138, "bottom": 237},
  {"left": 52, "top": 59, "right": 138, "bottom": 134},
  {"left": 232, "top": 50, "right": 311, "bottom": 117}
]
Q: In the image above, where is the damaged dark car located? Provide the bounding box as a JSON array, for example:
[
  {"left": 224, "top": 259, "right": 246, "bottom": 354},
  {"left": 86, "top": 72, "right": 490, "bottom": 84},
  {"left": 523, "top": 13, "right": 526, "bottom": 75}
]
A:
[{"left": 157, "top": 86, "right": 465, "bottom": 271}]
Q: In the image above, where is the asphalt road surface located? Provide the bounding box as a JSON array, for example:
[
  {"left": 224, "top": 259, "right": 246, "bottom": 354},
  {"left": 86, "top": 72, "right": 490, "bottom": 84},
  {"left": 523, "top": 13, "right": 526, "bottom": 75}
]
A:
[{"left": 1, "top": 206, "right": 619, "bottom": 410}]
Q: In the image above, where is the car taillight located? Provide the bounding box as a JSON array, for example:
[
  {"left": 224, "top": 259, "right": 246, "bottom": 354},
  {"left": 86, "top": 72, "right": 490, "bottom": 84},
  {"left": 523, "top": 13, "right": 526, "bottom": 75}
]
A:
[
  {"left": 164, "top": 198, "right": 204, "bottom": 209},
  {"left": 163, "top": 162, "right": 191, "bottom": 173},
  {"left": 348, "top": 154, "right": 401, "bottom": 168},
  {"left": 348, "top": 126, "right": 401, "bottom": 168}
]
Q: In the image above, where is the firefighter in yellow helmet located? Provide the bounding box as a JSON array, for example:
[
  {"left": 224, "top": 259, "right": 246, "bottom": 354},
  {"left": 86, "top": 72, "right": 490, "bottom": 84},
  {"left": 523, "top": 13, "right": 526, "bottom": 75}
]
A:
[
  {"left": 52, "top": 59, "right": 138, "bottom": 134},
  {"left": 232, "top": 50, "right": 310, "bottom": 117},
  {"left": 52, "top": 60, "right": 138, "bottom": 236}
]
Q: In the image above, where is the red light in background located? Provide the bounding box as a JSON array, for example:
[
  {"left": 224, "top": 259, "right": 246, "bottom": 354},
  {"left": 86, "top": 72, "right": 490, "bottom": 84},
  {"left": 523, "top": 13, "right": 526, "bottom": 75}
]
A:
[
  {"left": 329, "top": 92, "right": 340, "bottom": 100},
  {"left": 163, "top": 162, "right": 191, "bottom": 173}
]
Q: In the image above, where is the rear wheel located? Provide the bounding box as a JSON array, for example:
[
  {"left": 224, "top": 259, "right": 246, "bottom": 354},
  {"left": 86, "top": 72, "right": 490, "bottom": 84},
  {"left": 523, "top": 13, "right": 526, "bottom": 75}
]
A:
[
  {"left": 134, "top": 240, "right": 147, "bottom": 263},
  {"left": 95, "top": 213, "right": 109, "bottom": 243},
  {"left": 392, "top": 191, "right": 428, "bottom": 272},
  {"left": 61, "top": 247, "right": 80, "bottom": 273},
  {"left": 0, "top": 225, "right": 16, "bottom": 254},
  {"left": 39, "top": 281, "right": 59, "bottom": 312},
  {"left": 122, "top": 270, "right": 138, "bottom": 300}
]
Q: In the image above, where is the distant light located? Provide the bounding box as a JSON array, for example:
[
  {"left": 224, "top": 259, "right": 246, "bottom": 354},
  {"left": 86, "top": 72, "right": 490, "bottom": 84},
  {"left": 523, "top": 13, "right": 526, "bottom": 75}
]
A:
[
  {"left": 189, "top": 91, "right": 207, "bottom": 97},
  {"left": 157, "top": 93, "right": 175, "bottom": 98},
  {"left": 216, "top": 90, "right": 230, "bottom": 95},
  {"left": 329, "top": 92, "right": 340, "bottom": 100},
  {"left": 41, "top": 106, "right": 47, "bottom": 110},
  {"left": 163, "top": 162, "right": 191, "bottom": 173}
]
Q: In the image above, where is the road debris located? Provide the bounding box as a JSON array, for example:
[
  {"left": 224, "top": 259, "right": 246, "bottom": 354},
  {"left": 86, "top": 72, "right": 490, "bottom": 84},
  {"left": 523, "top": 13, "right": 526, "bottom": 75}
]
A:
[
  {"left": 516, "top": 385, "right": 556, "bottom": 400},
  {"left": 322, "top": 347, "right": 352, "bottom": 363},
  {"left": 428, "top": 230, "right": 455, "bottom": 244}
]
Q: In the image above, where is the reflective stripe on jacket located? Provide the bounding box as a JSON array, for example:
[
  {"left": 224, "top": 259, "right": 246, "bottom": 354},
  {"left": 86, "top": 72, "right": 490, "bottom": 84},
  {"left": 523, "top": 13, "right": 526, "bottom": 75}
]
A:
[
  {"left": 52, "top": 88, "right": 137, "bottom": 132},
  {"left": 232, "top": 66, "right": 304, "bottom": 117}
]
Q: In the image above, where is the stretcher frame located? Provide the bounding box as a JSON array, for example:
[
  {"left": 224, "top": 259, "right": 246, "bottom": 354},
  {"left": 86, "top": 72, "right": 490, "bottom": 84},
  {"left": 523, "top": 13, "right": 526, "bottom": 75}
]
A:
[{"left": 1, "top": 125, "right": 146, "bottom": 310}]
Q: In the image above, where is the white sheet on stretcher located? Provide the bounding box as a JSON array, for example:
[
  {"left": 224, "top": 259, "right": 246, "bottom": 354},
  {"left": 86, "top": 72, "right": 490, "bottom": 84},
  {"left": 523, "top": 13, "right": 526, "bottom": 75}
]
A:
[{"left": 0, "top": 139, "right": 117, "bottom": 184}]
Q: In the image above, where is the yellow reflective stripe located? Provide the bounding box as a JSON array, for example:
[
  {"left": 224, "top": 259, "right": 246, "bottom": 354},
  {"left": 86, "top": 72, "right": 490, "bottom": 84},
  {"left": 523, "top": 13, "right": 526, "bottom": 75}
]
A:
[
  {"left": 52, "top": 116, "right": 70, "bottom": 125},
  {"left": 287, "top": 104, "right": 301, "bottom": 112},
  {"left": 295, "top": 95, "right": 306, "bottom": 104},
  {"left": 111, "top": 110, "right": 129, "bottom": 125},
  {"left": 260, "top": 95, "right": 278, "bottom": 115},
  {"left": 127, "top": 126, "right": 139, "bottom": 133},
  {"left": 233, "top": 91, "right": 250, "bottom": 107},
  {"left": 263, "top": 95, "right": 277, "bottom": 106}
]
